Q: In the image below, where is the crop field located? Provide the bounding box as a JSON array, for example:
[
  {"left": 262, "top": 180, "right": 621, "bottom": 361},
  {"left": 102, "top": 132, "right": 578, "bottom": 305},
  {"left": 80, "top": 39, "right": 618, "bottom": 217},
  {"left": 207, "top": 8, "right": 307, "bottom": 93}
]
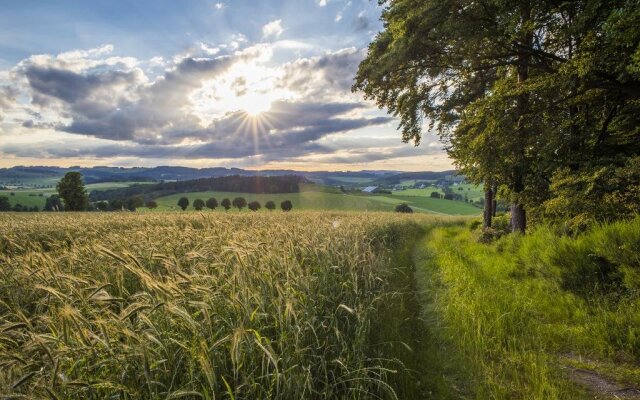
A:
[{"left": 0, "top": 212, "right": 445, "bottom": 399}]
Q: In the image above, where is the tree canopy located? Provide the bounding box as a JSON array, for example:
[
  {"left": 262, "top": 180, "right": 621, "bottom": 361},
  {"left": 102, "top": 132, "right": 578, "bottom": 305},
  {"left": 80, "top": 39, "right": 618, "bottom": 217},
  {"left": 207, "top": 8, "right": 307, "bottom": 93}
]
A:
[
  {"left": 280, "top": 200, "right": 293, "bottom": 212},
  {"left": 354, "top": 0, "right": 640, "bottom": 232},
  {"left": 56, "top": 172, "right": 88, "bottom": 211},
  {"left": 193, "top": 199, "right": 205, "bottom": 211},
  {"left": 221, "top": 198, "right": 231, "bottom": 211},
  {"left": 177, "top": 197, "right": 189, "bottom": 211},
  {"left": 232, "top": 197, "right": 247, "bottom": 211},
  {"left": 206, "top": 198, "right": 218, "bottom": 210}
]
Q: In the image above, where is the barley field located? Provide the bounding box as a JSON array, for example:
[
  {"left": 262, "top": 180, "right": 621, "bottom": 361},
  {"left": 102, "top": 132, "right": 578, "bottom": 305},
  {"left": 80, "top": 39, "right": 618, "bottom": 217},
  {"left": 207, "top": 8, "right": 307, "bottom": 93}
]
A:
[{"left": 0, "top": 212, "right": 438, "bottom": 399}]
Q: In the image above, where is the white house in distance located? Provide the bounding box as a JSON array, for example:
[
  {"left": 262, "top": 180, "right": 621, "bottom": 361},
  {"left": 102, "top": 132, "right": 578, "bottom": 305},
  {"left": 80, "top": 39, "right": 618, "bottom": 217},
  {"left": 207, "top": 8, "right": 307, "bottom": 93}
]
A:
[{"left": 362, "top": 186, "right": 378, "bottom": 193}]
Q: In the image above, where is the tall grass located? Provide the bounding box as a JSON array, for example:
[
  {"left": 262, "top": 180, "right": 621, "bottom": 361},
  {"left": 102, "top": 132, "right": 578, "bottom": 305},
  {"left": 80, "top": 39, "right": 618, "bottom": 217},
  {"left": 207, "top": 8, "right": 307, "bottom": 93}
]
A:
[
  {"left": 0, "top": 212, "right": 440, "bottom": 399},
  {"left": 416, "top": 217, "right": 640, "bottom": 399}
]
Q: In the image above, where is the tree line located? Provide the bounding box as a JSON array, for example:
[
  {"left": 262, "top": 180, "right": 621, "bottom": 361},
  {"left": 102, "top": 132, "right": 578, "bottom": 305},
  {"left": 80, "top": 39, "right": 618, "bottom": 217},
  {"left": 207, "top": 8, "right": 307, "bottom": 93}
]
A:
[
  {"left": 174, "top": 197, "right": 293, "bottom": 212},
  {"left": 90, "top": 175, "right": 307, "bottom": 203},
  {"left": 354, "top": 0, "right": 640, "bottom": 233},
  {"left": 0, "top": 172, "right": 297, "bottom": 213}
]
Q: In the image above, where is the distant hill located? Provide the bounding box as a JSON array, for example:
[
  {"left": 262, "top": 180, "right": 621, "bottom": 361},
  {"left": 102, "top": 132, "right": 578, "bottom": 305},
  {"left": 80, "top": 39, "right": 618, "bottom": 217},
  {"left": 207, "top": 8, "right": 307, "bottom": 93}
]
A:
[{"left": 0, "top": 165, "right": 460, "bottom": 189}]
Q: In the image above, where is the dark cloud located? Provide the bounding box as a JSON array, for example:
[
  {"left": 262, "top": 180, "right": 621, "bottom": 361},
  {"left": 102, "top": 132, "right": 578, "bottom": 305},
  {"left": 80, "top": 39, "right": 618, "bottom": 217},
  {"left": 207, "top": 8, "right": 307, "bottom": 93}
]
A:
[
  {"left": 24, "top": 66, "right": 138, "bottom": 105},
  {"left": 277, "top": 47, "right": 365, "bottom": 98}
]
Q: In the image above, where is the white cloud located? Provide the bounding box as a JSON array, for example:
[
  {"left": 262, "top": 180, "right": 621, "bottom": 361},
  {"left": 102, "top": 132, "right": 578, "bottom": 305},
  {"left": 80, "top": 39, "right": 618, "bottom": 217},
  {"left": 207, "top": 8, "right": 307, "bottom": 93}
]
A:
[
  {"left": 318, "top": 0, "right": 327, "bottom": 6},
  {"left": 262, "top": 19, "right": 284, "bottom": 38},
  {"left": 214, "top": 3, "right": 225, "bottom": 9}
]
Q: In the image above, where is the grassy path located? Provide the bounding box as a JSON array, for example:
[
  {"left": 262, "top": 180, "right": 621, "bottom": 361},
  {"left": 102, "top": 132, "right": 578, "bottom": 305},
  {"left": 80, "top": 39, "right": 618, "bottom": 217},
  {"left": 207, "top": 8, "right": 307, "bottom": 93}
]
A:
[
  {"left": 370, "top": 224, "right": 472, "bottom": 399},
  {"left": 405, "top": 221, "right": 640, "bottom": 399}
]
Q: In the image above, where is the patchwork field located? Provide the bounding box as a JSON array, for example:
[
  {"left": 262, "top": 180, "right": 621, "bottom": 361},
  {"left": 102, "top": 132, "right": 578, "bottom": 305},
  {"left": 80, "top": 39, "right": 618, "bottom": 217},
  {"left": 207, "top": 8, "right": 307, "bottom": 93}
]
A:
[{"left": 153, "top": 186, "right": 481, "bottom": 215}]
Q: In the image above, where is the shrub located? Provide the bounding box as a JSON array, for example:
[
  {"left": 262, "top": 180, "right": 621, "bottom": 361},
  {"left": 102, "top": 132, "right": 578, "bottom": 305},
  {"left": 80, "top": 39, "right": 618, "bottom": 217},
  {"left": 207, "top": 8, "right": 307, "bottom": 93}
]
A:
[
  {"left": 476, "top": 214, "right": 511, "bottom": 243},
  {"left": 542, "top": 156, "right": 640, "bottom": 233},
  {"left": 265, "top": 200, "right": 276, "bottom": 211},
  {"left": 430, "top": 191, "right": 441, "bottom": 199},
  {"left": 45, "top": 195, "right": 65, "bottom": 211},
  {"left": 395, "top": 203, "right": 413, "bottom": 213},
  {"left": 146, "top": 200, "right": 158, "bottom": 209},
  {"left": 248, "top": 201, "right": 261, "bottom": 211},
  {"left": 96, "top": 201, "right": 109, "bottom": 211},
  {"left": 281, "top": 200, "right": 293, "bottom": 212}
]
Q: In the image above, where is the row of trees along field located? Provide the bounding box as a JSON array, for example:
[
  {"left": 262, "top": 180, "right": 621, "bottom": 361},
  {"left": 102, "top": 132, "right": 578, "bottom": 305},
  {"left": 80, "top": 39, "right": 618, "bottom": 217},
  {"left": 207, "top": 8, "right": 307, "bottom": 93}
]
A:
[
  {"left": 354, "top": 0, "right": 640, "bottom": 233},
  {"left": 1, "top": 171, "right": 298, "bottom": 212},
  {"left": 176, "top": 197, "right": 293, "bottom": 212}
]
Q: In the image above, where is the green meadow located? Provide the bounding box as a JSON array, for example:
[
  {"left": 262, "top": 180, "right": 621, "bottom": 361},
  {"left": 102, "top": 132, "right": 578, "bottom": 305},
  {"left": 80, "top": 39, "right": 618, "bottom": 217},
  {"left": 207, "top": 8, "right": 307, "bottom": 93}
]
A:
[{"left": 152, "top": 186, "right": 481, "bottom": 215}]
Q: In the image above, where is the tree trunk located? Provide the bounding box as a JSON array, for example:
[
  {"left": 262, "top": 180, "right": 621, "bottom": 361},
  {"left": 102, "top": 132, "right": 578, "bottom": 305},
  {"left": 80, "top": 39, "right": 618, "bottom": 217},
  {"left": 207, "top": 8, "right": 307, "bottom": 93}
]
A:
[
  {"left": 511, "top": 2, "right": 532, "bottom": 233},
  {"left": 511, "top": 202, "right": 526, "bottom": 233},
  {"left": 492, "top": 184, "right": 498, "bottom": 217},
  {"left": 483, "top": 185, "right": 493, "bottom": 228}
]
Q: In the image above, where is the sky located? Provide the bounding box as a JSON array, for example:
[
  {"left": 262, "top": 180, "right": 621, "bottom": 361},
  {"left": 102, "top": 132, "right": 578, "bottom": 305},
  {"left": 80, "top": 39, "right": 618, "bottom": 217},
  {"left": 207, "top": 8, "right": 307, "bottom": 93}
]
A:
[{"left": 0, "top": 0, "right": 452, "bottom": 172}]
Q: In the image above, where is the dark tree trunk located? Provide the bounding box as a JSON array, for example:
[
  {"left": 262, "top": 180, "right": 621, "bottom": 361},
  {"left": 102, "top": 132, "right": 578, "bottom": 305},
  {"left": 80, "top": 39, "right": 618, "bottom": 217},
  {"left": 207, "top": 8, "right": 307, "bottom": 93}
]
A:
[
  {"left": 511, "top": 2, "right": 532, "bottom": 234},
  {"left": 511, "top": 202, "right": 526, "bottom": 233},
  {"left": 483, "top": 185, "right": 493, "bottom": 228},
  {"left": 492, "top": 184, "right": 498, "bottom": 217}
]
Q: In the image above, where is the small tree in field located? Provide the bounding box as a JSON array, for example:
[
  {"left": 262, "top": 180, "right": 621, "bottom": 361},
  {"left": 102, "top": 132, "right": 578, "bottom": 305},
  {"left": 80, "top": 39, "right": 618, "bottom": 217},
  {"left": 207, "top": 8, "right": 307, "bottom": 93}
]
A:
[
  {"left": 206, "top": 197, "right": 218, "bottom": 210},
  {"left": 221, "top": 198, "right": 231, "bottom": 211},
  {"left": 56, "top": 172, "right": 88, "bottom": 211},
  {"left": 280, "top": 200, "right": 293, "bottom": 212},
  {"left": 232, "top": 197, "right": 247, "bottom": 211},
  {"left": 430, "top": 191, "right": 441, "bottom": 199},
  {"left": 193, "top": 198, "right": 205, "bottom": 211},
  {"left": 146, "top": 200, "right": 158, "bottom": 210},
  {"left": 265, "top": 200, "right": 276, "bottom": 211},
  {"left": 395, "top": 203, "right": 413, "bottom": 213},
  {"left": 125, "top": 195, "right": 144, "bottom": 211},
  {"left": 178, "top": 197, "right": 189, "bottom": 211},
  {"left": 248, "top": 201, "right": 261, "bottom": 212}
]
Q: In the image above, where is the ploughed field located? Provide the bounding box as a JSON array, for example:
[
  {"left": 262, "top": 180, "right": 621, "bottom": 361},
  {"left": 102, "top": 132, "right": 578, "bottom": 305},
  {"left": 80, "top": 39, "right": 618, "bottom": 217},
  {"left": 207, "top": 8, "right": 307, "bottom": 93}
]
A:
[{"left": 0, "top": 212, "right": 438, "bottom": 399}]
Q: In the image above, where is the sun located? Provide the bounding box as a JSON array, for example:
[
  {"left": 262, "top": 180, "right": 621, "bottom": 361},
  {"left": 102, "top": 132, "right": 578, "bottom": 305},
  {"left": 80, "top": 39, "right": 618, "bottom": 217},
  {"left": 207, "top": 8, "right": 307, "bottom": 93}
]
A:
[{"left": 241, "top": 92, "right": 273, "bottom": 117}]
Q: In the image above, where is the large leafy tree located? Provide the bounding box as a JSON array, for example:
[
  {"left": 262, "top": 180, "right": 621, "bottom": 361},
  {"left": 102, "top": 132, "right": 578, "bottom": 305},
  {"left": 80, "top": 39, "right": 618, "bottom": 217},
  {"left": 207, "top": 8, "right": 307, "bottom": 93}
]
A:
[
  {"left": 56, "top": 172, "right": 88, "bottom": 211},
  {"left": 354, "top": 0, "right": 640, "bottom": 232}
]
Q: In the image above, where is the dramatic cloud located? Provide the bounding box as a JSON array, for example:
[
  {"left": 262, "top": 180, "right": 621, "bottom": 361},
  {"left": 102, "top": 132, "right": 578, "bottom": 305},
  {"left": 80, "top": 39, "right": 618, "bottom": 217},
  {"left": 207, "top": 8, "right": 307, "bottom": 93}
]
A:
[
  {"left": 1, "top": 42, "right": 403, "bottom": 165},
  {"left": 278, "top": 47, "right": 365, "bottom": 101},
  {"left": 0, "top": 0, "right": 449, "bottom": 171}
]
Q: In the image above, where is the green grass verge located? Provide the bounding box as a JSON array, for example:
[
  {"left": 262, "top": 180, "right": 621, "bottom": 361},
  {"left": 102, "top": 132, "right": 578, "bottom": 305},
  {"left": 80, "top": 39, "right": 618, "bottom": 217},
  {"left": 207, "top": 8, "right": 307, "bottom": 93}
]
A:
[{"left": 415, "top": 218, "right": 640, "bottom": 398}]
